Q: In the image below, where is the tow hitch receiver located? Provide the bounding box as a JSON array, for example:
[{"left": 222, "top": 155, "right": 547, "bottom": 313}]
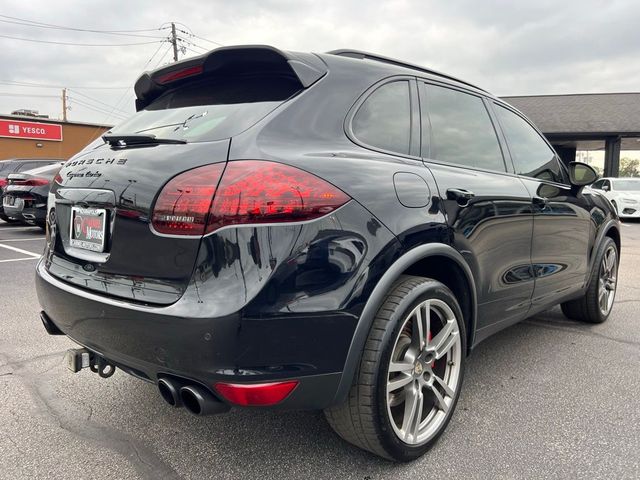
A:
[{"left": 65, "top": 348, "right": 116, "bottom": 378}]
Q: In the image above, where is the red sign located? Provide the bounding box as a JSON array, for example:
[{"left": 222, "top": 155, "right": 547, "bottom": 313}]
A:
[{"left": 0, "top": 119, "right": 63, "bottom": 142}]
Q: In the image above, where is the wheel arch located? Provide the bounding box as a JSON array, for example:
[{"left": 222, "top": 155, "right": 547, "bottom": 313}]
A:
[{"left": 332, "top": 243, "right": 477, "bottom": 405}]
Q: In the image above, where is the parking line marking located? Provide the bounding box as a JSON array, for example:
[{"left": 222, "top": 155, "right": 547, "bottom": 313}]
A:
[
  {"left": 0, "top": 226, "right": 41, "bottom": 231},
  {"left": 0, "top": 242, "right": 41, "bottom": 258},
  {"left": 0, "top": 257, "right": 39, "bottom": 263},
  {"left": 0, "top": 238, "right": 44, "bottom": 242}
]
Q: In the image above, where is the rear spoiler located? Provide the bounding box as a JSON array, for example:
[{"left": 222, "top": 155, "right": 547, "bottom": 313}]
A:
[{"left": 134, "top": 45, "right": 327, "bottom": 111}]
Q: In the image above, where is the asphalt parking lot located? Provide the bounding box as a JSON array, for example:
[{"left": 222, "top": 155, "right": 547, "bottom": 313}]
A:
[{"left": 0, "top": 220, "right": 638, "bottom": 480}]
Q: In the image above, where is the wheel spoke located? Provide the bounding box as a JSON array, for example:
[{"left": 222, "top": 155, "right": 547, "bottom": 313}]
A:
[
  {"left": 408, "top": 388, "right": 424, "bottom": 441},
  {"left": 429, "top": 320, "right": 457, "bottom": 360},
  {"left": 388, "top": 374, "right": 413, "bottom": 392},
  {"left": 400, "top": 383, "right": 421, "bottom": 439},
  {"left": 429, "top": 383, "right": 449, "bottom": 413},
  {"left": 412, "top": 302, "right": 430, "bottom": 351},
  {"left": 433, "top": 373, "right": 455, "bottom": 398},
  {"left": 389, "top": 361, "right": 414, "bottom": 374}
]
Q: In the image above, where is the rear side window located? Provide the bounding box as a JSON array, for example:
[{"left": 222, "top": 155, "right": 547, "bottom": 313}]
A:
[
  {"left": 422, "top": 84, "right": 505, "bottom": 172},
  {"left": 495, "top": 105, "right": 564, "bottom": 183},
  {"left": 352, "top": 81, "right": 411, "bottom": 155},
  {"left": 110, "top": 75, "right": 301, "bottom": 143}
]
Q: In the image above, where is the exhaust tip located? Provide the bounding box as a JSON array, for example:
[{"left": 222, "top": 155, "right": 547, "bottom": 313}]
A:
[
  {"left": 180, "top": 385, "right": 230, "bottom": 416},
  {"left": 158, "top": 378, "right": 182, "bottom": 408},
  {"left": 180, "top": 385, "right": 204, "bottom": 415}
]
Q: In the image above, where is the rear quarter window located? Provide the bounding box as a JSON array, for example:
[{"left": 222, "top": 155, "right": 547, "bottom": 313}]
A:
[{"left": 351, "top": 81, "right": 411, "bottom": 155}]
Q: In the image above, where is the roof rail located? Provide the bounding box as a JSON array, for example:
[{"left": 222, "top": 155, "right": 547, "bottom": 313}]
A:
[{"left": 327, "top": 49, "right": 488, "bottom": 94}]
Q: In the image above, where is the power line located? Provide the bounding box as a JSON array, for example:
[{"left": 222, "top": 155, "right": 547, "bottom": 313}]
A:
[
  {"left": 0, "top": 18, "right": 165, "bottom": 39},
  {"left": 71, "top": 98, "right": 128, "bottom": 119},
  {"left": 0, "top": 80, "right": 129, "bottom": 89},
  {"left": 0, "top": 34, "right": 164, "bottom": 47},
  {"left": 67, "top": 89, "right": 130, "bottom": 115},
  {"left": 191, "top": 33, "right": 224, "bottom": 47},
  {"left": 0, "top": 92, "right": 59, "bottom": 98},
  {"left": 0, "top": 14, "right": 164, "bottom": 36}
]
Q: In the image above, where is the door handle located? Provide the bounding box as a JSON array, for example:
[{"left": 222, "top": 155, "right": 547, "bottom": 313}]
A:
[{"left": 446, "top": 188, "right": 475, "bottom": 206}]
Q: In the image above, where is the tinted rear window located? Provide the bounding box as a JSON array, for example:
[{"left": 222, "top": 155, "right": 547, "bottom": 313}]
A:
[
  {"left": 110, "top": 75, "right": 301, "bottom": 142},
  {"left": 23, "top": 163, "right": 63, "bottom": 177},
  {"left": 0, "top": 161, "right": 10, "bottom": 173}
]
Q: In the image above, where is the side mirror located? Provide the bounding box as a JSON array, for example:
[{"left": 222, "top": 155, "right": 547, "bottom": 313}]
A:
[
  {"left": 602, "top": 185, "right": 610, "bottom": 192},
  {"left": 568, "top": 161, "right": 597, "bottom": 187}
]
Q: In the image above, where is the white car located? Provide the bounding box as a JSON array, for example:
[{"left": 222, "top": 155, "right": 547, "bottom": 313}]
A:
[{"left": 590, "top": 177, "right": 640, "bottom": 219}]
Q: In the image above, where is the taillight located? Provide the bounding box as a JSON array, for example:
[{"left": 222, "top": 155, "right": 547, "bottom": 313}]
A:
[
  {"left": 19, "top": 178, "right": 50, "bottom": 186},
  {"left": 205, "top": 160, "right": 350, "bottom": 234},
  {"left": 53, "top": 173, "right": 63, "bottom": 185},
  {"left": 151, "top": 163, "right": 225, "bottom": 235},
  {"left": 151, "top": 161, "right": 350, "bottom": 236},
  {"left": 215, "top": 381, "right": 299, "bottom": 406},
  {"left": 0, "top": 178, "right": 7, "bottom": 188}
]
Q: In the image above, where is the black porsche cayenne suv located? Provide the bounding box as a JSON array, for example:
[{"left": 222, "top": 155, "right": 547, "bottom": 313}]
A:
[{"left": 36, "top": 46, "right": 620, "bottom": 461}]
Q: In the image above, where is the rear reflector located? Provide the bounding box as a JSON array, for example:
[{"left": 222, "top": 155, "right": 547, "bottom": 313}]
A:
[
  {"left": 215, "top": 381, "right": 299, "bottom": 406},
  {"left": 205, "top": 161, "right": 350, "bottom": 234},
  {"left": 151, "top": 163, "right": 225, "bottom": 235}
]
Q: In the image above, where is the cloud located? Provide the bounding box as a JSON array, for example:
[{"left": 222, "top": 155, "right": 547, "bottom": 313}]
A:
[{"left": 0, "top": 0, "right": 639, "bottom": 124}]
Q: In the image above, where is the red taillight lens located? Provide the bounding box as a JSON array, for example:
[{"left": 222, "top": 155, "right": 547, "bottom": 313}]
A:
[
  {"left": 53, "top": 173, "right": 63, "bottom": 185},
  {"left": 205, "top": 161, "right": 350, "bottom": 234},
  {"left": 157, "top": 65, "right": 203, "bottom": 84},
  {"left": 150, "top": 161, "right": 350, "bottom": 237},
  {"left": 22, "top": 178, "right": 50, "bottom": 186},
  {"left": 215, "top": 381, "right": 299, "bottom": 406},
  {"left": 151, "top": 163, "right": 225, "bottom": 235},
  {"left": 0, "top": 178, "right": 6, "bottom": 189}
]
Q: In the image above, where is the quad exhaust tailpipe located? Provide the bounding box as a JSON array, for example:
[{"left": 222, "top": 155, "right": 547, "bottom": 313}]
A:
[{"left": 157, "top": 378, "right": 229, "bottom": 415}]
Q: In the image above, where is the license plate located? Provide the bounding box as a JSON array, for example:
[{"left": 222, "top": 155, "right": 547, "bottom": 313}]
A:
[{"left": 70, "top": 206, "right": 107, "bottom": 252}]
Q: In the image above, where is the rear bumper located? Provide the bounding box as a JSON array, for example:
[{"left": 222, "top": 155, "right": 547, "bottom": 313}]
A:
[{"left": 36, "top": 259, "right": 353, "bottom": 409}]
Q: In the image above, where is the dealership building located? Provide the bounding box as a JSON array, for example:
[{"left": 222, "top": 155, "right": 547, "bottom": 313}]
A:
[{"left": 0, "top": 114, "right": 111, "bottom": 161}]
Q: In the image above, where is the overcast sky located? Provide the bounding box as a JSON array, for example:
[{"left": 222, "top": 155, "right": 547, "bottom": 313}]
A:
[{"left": 1, "top": 0, "right": 639, "bottom": 125}]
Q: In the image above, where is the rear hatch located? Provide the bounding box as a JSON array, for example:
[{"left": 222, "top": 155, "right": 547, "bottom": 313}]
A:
[{"left": 45, "top": 46, "right": 326, "bottom": 305}]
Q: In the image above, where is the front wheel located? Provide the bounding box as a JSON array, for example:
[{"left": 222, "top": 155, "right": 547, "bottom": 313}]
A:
[
  {"left": 325, "top": 275, "right": 466, "bottom": 461},
  {"left": 561, "top": 237, "right": 618, "bottom": 323}
]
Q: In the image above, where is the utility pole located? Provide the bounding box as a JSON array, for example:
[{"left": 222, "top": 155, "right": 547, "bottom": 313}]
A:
[
  {"left": 62, "top": 88, "right": 68, "bottom": 122},
  {"left": 170, "top": 22, "right": 179, "bottom": 62}
]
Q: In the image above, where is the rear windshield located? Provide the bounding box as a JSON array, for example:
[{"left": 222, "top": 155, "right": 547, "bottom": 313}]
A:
[
  {"left": 109, "top": 75, "right": 301, "bottom": 143},
  {"left": 23, "top": 163, "right": 63, "bottom": 177},
  {"left": 614, "top": 179, "right": 640, "bottom": 191},
  {"left": 0, "top": 161, "right": 10, "bottom": 173}
]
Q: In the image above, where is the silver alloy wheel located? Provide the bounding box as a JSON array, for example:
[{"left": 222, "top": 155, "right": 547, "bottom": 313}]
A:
[
  {"left": 386, "top": 299, "right": 462, "bottom": 445},
  {"left": 598, "top": 245, "right": 618, "bottom": 315}
]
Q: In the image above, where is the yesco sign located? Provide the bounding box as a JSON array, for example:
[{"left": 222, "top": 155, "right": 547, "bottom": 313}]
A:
[{"left": 0, "top": 119, "right": 63, "bottom": 142}]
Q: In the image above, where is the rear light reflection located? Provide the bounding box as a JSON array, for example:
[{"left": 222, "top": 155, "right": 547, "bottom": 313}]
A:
[
  {"left": 215, "top": 381, "right": 299, "bottom": 406},
  {"left": 15, "top": 178, "right": 50, "bottom": 187}
]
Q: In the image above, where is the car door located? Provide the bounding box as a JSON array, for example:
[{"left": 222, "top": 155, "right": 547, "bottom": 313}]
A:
[
  {"left": 492, "top": 102, "right": 594, "bottom": 310},
  {"left": 417, "top": 81, "right": 534, "bottom": 341}
]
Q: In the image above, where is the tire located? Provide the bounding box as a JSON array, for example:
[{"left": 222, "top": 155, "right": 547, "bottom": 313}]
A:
[
  {"left": 561, "top": 237, "right": 618, "bottom": 323},
  {"left": 324, "top": 275, "right": 466, "bottom": 462}
]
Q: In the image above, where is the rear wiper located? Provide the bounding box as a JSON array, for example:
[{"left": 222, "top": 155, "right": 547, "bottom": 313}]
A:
[{"left": 102, "top": 134, "right": 186, "bottom": 147}]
